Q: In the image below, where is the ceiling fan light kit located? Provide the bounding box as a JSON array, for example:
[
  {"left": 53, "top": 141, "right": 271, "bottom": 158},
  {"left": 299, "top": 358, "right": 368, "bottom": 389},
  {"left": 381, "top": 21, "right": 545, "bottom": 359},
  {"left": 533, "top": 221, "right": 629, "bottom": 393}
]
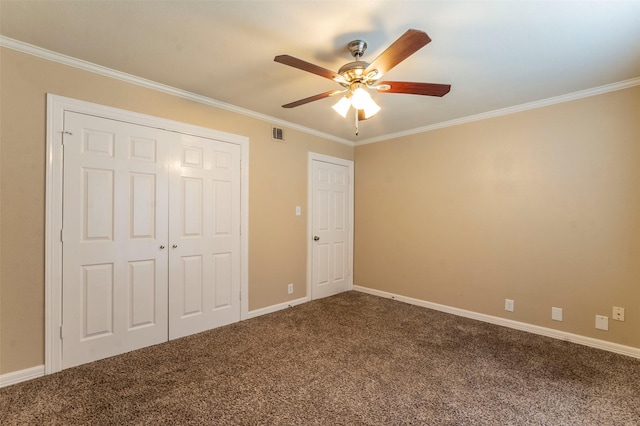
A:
[{"left": 274, "top": 29, "right": 451, "bottom": 135}]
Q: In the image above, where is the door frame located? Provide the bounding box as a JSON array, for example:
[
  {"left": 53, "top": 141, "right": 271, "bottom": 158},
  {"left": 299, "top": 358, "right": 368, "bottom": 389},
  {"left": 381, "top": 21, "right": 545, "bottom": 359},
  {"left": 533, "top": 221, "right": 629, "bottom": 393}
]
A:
[
  {"left": 306, "top": 152, "right": 354, "bottom": 300},
  {"left": 45, "top": 94, "right": 249, "bottom": 374}
]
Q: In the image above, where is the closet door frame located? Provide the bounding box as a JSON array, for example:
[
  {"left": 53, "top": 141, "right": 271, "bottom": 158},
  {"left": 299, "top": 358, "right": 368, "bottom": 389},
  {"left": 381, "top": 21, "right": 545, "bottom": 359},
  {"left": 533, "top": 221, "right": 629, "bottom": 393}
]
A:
[{"left": 45, "top": 94, "right": 249, "bottom": 374}]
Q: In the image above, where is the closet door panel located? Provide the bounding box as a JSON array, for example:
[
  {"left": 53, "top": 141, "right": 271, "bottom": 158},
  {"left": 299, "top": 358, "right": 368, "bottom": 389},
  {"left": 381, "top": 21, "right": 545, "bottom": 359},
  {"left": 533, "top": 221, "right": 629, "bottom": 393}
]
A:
[
  {"left": 62, "top": 112, "right": 170, "bottom": 369},
  {"left": 169, "top": 136, "right": 241, "bottom": 339}
]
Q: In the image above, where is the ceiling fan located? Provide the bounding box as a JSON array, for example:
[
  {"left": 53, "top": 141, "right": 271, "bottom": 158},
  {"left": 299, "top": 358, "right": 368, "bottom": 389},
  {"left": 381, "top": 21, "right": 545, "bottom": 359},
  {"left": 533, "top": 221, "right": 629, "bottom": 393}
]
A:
[{"left": 274, "top": 29, "right": 451, "bottom": 135}]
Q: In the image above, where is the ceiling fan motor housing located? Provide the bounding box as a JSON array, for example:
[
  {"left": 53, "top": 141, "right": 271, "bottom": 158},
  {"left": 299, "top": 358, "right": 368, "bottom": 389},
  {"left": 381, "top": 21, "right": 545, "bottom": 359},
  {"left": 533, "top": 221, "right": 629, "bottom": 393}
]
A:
[
  {"left": 338, "top": 40, "right": 383, "bottom": 87},
  {"left": 337, "top": 61, "right": 370, "bottom": 85}
]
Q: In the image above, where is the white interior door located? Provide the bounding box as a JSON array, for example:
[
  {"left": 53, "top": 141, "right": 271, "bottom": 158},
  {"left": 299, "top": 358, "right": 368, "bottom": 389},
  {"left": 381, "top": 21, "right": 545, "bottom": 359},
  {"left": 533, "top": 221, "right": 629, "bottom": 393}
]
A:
[
  {"left": 61, "top": 111, "right": 242, "bottom": 369},
  {"left": 62, "top": 112, "right": 170, "bottom": 369},
  {"left": 169, "top": 134, "right": 241, "bottom": 338},
  {"left": 309, "top": 155, "right": 353, "bottom": 299}
]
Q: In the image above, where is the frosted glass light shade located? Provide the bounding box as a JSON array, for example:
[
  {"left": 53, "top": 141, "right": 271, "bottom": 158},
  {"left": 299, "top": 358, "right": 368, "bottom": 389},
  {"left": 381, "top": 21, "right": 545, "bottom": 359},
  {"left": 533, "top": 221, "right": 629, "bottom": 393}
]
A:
[
  {"left": 362, "top": 99, "right": 381, "bottom": 119},
  {"left": 333, "top": 84, "right": 381, "bottom": 120},
  {"left": 350, "top": 87, "right": 372, "bottom": 110},
  {"left": 332, "top": 96, "right": 351, "bottom": 118}
]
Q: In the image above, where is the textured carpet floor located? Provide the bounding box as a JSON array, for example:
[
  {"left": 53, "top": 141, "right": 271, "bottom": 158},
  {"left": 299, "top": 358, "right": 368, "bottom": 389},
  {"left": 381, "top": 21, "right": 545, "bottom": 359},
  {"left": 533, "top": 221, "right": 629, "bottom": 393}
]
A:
[{"left": 1, "top": 291, "right": 639, "bottom": 425}]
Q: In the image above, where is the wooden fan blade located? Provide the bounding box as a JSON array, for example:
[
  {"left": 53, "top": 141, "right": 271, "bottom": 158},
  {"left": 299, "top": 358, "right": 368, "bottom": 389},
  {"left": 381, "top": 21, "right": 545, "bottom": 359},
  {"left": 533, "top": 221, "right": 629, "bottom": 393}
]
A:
[
  {"left": 275, "top": 55, "right": 343, "bottom": 82},
  {"left": 376, "top": 81, "right": 451, "bottom": 97},
  {"left": 282, "top": 90, "right": 343, "bottom": 108},
  {"left": 365, "top": 29, "right": 431, "bottom": 77}
]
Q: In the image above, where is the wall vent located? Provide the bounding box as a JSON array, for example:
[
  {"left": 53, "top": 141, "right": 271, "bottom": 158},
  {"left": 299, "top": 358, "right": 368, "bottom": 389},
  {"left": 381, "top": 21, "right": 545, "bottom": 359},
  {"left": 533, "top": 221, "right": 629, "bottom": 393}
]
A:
[{"left": 272, "top": 127, "right": 284, "bottom": 141}]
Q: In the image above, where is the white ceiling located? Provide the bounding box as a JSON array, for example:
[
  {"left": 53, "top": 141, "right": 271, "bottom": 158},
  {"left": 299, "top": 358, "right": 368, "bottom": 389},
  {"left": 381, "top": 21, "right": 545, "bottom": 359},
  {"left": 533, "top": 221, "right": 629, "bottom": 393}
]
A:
[{"left": 1, "top": 1, "right": 639, "bottom": 144}]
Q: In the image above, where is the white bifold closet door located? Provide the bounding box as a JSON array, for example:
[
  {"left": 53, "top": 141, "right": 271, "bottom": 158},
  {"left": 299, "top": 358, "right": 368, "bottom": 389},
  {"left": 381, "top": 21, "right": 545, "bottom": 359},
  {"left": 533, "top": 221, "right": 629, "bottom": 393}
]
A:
[{"left": 61, "top": 112, "right": 240, "bottom": 369}]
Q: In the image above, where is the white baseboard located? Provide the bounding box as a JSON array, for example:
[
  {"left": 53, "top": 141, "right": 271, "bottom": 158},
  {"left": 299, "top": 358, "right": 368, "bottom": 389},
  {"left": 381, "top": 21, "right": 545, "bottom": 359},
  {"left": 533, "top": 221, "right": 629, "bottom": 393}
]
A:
[
  {"left": 0, "top": 365, "right": 45, "bottom": 388},
  {"left": 246, "top": 296, "right": 310, "bottom": 320},
  {"left": 353, "top": 285, "right": 640, "bottom": 359},
  {"left": 0, "top": 298, "right": 309, "bottom": 388},
  {"left": 4, "top": 288, "right": 636, "bottom": 388}
]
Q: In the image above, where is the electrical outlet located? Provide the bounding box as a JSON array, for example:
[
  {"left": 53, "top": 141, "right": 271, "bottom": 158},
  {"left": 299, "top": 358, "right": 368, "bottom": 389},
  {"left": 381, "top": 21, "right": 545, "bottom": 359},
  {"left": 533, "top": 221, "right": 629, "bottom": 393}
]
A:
[
  {"left": 613, "top": 306, "right": 625, "bottom": 321},
  {"left": 287, "top": 283, "right": 293, "bottom": 294},
  {"left": 552, "top": 307, "right": 563, "bottom": 321},
  {"left": 505, "top": 299, "right": 514, "bottom": 312},
  {"left": 595, "top": 315, "right": 609, "bottom": 331}
]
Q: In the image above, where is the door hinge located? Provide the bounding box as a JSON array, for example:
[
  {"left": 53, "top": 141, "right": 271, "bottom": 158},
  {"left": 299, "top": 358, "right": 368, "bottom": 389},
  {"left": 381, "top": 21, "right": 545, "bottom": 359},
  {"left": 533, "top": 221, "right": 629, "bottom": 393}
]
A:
[
  {"left": 61, "top": 130, "right": 72, "bottom": 144},
  {"left": 60, "top": 229, "right": 63, "bottom": 242},
  {"left": 59, "top": 325, "right": 64, "bottom": 340}
]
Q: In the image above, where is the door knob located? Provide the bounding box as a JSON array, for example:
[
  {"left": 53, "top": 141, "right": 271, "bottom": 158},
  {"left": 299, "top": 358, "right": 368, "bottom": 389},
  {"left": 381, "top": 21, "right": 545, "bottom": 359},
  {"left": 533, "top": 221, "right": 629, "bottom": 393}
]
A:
[
  {"left": 172, "top": 244, "right": 178, "bottom": 248},
  {"left": 160, "top": 245, "right": 165, "bottom": 249},
  {"left": 313, "top": 236, "right": 320, "bottom": 241}
]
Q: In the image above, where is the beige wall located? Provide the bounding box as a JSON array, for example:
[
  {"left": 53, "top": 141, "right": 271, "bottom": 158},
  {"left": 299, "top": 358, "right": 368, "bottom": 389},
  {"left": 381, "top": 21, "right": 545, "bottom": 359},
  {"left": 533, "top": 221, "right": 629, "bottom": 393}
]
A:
[
  {"left": 2, "top": 44, "right": 638, "bottom": 376},
  {"left": 0, "top": 47, "right": 353, "bottom": 374},
  {"left": 355, "top": 85, "right": 640, "bottom": 348}
]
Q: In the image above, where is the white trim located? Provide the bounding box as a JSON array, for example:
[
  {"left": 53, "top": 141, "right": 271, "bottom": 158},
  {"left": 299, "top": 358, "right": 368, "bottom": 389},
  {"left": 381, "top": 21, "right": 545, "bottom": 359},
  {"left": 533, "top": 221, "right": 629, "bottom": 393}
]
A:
[
  {"left": 0, "top": 36, "right": 353, "bottom": 147},
  {"left": 46, "top": 94, "right": 250, "bottom": 374},
  {"left": 0, "top": 365, "right": 45, "bottom": 388},
  {"left": 353, "top": 285, "right": 640, "bottom": 359},
  {"left": 307, "top": 153, "right": 355, "bottom": 300},
  {"left": 45, "top": 95, "right": 65, "bottom": 374},
  {"left": 6, "top": 35, "right": 638, "bottom": 149},
  {"left": 356, "top": 77, "right": 640, "bottom": 146},
  {"left": 245, "top": 296, "right": 310, "bottom": 320},
  {"left": 239, "top": 143, "right": 250, "bottom": 321}
]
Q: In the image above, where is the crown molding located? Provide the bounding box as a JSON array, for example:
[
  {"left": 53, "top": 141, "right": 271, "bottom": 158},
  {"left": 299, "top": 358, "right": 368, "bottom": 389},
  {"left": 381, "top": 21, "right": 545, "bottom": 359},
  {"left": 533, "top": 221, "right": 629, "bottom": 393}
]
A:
[
  {"left": 0, "top": 36, "right": 355, "bottom": 147},
  {"left": 356, "top": 76, "right": 640, "bottom": 146},
  {"left": 3, "top": 35, "right": 638, "bottom": 148}
]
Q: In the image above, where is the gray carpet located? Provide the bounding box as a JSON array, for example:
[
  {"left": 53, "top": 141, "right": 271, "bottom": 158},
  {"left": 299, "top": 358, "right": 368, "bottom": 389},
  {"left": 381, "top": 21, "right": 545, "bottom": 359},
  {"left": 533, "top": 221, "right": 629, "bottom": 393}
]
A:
[{"left": 1, "top": 291, "right": 639, "bottom": 425}]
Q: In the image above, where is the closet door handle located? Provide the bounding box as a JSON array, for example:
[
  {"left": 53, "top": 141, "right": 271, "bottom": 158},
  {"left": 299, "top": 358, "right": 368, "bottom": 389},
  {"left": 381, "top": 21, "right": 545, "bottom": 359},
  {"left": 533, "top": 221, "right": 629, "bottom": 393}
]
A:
[
  {"left": 160, "top": 245, "right": 166, "bottom": 250},
  {"left": 172, "top": 244, "right": 178, "bottom": 248}
]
